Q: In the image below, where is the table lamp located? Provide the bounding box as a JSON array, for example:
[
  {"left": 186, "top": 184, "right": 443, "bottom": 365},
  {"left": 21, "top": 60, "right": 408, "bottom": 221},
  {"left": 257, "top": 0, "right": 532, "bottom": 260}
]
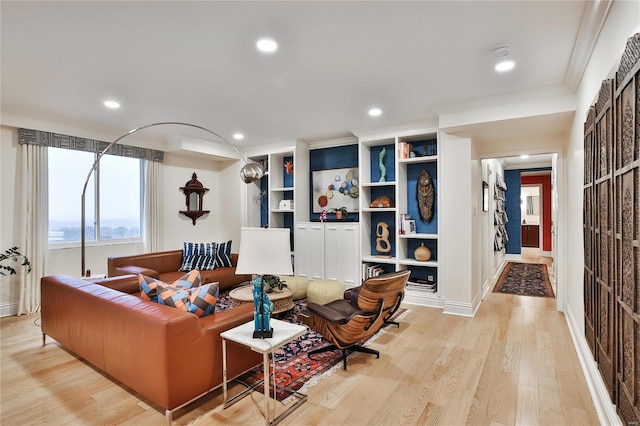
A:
[{"left": 235, "top": 227, "right": 293, "bottom": 338}]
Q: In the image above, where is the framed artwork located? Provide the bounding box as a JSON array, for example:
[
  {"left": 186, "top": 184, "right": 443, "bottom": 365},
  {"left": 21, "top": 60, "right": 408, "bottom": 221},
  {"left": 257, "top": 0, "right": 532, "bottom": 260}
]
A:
[{"left": 312, "top": 167, "right": 359, "bottom": 213}]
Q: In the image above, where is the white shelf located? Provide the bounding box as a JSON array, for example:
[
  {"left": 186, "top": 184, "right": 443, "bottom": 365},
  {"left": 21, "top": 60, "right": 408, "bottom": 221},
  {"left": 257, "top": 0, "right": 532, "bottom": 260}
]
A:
[
  {"left": 399, "top": 233, "right": 438, "bottom": 239},
  {"left": 271, "top": 209, "right": 294, "bottom": 213},
  {"left": 361, "top": 181, "right": 396, "bottom": 188},
  {"left": 398, "top": 259, "right": 438, "bottom": 267},
  {"left": 361, "top": 207, "right": 396, "bottom": 213},
  {"left": 399, "top": 155, "right": 438, "bottom": 164},
  {"left": 362, "top": 256, "right": 396, "bottom": 264},
  {"left": 271, "top": 187, "right": 294, "bottom": 192}
]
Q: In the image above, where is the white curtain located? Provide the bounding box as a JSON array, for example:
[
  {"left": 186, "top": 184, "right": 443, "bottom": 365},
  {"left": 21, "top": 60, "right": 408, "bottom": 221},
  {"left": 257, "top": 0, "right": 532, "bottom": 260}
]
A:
[
  {"left": 142, "top": 159, "right": 161, "bottom": 253},
  {"left": 18, "top": 144, "right": 48, "bottom": 315}
]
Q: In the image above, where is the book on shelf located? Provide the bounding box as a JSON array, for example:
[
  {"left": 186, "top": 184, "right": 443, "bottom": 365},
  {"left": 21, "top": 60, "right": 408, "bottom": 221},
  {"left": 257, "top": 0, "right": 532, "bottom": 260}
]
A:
[
  {"left": 399, "top": 142, "right": 413, "bottom": 159},
  {"left": 362, "top": 263, "right": 385, "bottom": 280},
  {"left": 407, "top": 280, "right": 437, "bottom": 292},
  {"left": 398, "top": 214, "right": 415, "bottom": 235}
]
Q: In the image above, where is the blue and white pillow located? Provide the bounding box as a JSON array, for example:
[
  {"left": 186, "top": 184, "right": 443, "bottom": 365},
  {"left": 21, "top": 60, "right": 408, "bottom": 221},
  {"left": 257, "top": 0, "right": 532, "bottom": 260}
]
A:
[
  {"left": 180, "top": 242, "right": 217, "bottom": 271},
  {"left": 215, "top": 240, "right": 233, "bottom": 268}
]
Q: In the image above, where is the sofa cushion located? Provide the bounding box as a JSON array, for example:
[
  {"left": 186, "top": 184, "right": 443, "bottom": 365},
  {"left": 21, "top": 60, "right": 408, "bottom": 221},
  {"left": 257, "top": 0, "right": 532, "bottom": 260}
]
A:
[
  {"left": 157, "top": 282, "right": 219, "bottom": 318},
  {"left": 215, "top": 240, "right": 233, "bottom": 268},
  {"left": 139, "top": 270, "right": 202, "bottom": 303},
  {"left": 180, "top": 242, "right": 217, "bottom": 271}
]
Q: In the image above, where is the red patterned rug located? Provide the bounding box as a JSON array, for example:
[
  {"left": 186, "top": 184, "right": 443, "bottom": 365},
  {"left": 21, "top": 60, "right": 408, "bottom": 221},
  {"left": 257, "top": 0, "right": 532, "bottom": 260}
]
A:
[
  {"left": 493, "top": 262, "right": 555, "bottom": 298},
  {"left": 218, "top": 295, "right": 406, "bottom": 402}
]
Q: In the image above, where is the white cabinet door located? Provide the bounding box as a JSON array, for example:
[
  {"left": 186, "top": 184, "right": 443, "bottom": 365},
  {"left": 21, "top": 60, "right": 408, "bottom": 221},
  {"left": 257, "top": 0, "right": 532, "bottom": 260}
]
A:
[
  {"left": 294, "top": 222, "right": 325, "bottom": 280},
  {"left": 325, "top": 223, "right": 360, "bottom": 287}
]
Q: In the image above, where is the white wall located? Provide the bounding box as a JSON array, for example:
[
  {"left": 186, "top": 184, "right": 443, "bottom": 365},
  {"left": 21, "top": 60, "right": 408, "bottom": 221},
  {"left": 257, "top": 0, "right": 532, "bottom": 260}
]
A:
[{"left": 440, "top": 132, "right": 481, "bottom": 316}]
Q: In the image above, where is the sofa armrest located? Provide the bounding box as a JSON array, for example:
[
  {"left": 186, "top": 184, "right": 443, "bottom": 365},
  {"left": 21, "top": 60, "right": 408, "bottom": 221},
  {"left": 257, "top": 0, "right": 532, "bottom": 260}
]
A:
[
  {"left": 115, "top": 265, "right": 159, "bottom": 279},
  {"left": 93, "top": 275, "right": 140, "bottom": 294}
]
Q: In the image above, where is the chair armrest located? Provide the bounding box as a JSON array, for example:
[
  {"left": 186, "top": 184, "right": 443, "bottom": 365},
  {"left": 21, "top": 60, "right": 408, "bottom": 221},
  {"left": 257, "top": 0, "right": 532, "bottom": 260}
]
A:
[
  {"left": 116, "top": 265, "right": 159, "bottom": 278},
  {"left": 344, "top": 287, "right": 361, "bottom": 305},
  {"left": 306, "top": 302, "right": 350, "bottom": 324}
]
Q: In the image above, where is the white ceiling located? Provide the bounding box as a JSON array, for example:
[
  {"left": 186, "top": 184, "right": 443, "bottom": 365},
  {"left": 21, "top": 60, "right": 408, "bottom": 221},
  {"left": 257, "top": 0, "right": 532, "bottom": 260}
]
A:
[{"left": 1, "top": 1, "right": 607, "bottom": 152}]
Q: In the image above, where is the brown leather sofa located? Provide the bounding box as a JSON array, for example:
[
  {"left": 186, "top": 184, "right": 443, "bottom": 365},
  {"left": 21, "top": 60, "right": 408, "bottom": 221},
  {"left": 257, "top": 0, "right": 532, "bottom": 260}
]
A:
[
  {"left": 107, "top": 249, "right": 251, "bottom": 291},
  {"left": 41, "top": 274, "right": 261, "bottom": 423}
]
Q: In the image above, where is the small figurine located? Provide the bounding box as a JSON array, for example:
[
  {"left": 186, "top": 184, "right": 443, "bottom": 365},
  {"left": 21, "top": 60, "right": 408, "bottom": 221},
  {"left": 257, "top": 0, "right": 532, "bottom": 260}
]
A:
[
  {"left": 253, "top": 276, "right": 274, "bottom": 336},
  {"left": 284, "top": 161, "right": 294, "bottom": 175},
  {"left": 378, "top": 147, "right": 387, "bottom": 182}
]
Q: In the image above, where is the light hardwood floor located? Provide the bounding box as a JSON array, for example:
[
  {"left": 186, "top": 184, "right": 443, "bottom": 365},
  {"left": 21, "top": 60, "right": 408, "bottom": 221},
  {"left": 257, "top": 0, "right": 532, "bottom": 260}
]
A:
[{"left": 1, "top": 262, "right": 598, "bottom": 425}]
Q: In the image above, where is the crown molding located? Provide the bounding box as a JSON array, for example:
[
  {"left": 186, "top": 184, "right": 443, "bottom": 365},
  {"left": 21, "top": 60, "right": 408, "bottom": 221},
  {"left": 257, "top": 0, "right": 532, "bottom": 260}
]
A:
[{"left": 564, "top": 0, "right": 613, "bottom": 91}]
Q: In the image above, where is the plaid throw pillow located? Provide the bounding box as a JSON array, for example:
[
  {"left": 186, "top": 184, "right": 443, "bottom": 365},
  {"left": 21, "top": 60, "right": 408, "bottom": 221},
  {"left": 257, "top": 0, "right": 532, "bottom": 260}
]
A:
[
  {"left": 157, "top": 282, "right": 219, "bottom": 318},
  {"left": 139, "top": 270, "right": 202, "bottom": 303}
]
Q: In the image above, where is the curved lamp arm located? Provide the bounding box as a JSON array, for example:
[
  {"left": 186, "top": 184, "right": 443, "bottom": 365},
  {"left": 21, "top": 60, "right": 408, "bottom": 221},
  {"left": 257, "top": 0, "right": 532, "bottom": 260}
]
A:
[{"left": 80, "top": 121, "right": 264, "bottom": 276}]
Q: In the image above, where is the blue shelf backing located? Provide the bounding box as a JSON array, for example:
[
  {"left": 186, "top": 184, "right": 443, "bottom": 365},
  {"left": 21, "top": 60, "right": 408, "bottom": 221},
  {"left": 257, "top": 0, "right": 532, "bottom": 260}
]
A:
[
  {"left": 402, "top": 137, "right": 438, "bottom": 158},
  {"left": 283, "top": 155, "right": 294, "bottom": 188},
  {"left": 407, "top": 265, "right": 438, "bottom": 282},
  {"left": 369, "top": 144, "right": 396, "bottom": 183},
  {"left": 260, "top": 176, "right": 268, "bottom": 227},
  {"left": 309, "top": 144, "right": 359, "bottom": 222},
  {"left": 369, "top": 211, "right": 396, "bottom": 258},
  {"left": 406, "top": 162, "right": 438, "bottom": 234},
  {"left": 407, "top": 238, "right": 437, "bottom": 261}
]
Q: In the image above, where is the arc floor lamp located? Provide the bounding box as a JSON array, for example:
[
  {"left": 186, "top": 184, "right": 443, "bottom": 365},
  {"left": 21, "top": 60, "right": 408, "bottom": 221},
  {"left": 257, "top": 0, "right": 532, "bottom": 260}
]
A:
[{"left": 80, "top": 121, "right": 264, "bottom": 276}]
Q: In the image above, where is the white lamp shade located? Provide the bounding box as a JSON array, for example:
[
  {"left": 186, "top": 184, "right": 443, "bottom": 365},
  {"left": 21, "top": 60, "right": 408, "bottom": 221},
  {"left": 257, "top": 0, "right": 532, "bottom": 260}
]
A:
[{"left": 235, "top": 227, "right": 293, "bottom": 276}]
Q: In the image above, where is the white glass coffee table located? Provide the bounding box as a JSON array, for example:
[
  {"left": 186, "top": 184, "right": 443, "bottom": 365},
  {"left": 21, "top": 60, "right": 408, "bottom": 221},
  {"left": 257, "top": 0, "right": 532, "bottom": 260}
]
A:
[{"left": 221, "top": 318, "right": 307, "bottom": 425}]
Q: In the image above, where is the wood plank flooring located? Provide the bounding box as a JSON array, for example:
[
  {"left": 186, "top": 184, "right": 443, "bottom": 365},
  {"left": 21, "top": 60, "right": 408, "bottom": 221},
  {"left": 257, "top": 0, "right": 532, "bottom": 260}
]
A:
[{"left": 1, "top": 262, "right": 599, "bottom": 425}]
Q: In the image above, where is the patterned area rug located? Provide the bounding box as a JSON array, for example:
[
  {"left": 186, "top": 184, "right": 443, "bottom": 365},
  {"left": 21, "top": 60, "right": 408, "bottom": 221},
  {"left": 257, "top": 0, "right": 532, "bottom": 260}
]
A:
[
  {"left": 493, "top": 262, "right": 555, "bottom": 298},
  {"left": 216, "top": 292, "right": 407, "bottom": 402}
]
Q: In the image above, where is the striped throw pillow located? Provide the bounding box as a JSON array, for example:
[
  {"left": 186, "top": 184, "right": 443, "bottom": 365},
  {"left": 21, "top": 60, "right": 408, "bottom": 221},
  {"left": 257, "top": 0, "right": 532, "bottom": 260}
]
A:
[
  {"left": 215, "top": 240, "right": 233, "bottom": 268},
  {"left": 180, "top": 242, "right": 217, "bottom": 271}
]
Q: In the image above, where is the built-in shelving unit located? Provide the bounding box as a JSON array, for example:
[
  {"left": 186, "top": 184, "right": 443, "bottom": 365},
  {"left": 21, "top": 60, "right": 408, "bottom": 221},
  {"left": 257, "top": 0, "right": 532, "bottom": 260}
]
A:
[
  {"left": 493, "top": 173, "right": 508, "bottom": 251},
  {"left": 358, "top": 130, "right": 442, "bottom": 308}
]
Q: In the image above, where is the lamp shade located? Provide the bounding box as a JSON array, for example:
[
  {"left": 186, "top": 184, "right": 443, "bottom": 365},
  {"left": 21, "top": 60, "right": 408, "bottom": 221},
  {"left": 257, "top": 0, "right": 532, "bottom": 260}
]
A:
[{"left": 235, "top": 227, "right": 293, "bottom": 276}]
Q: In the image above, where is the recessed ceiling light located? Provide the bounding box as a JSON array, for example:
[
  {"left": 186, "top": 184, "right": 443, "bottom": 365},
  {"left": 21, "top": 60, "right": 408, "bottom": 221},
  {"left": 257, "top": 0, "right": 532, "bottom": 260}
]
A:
[
  {"left": 520, "top": 154, "right": 530, "bottom": 159},
  {"left": 368, "top": 108, "right": 382, "bottom": 117},
  {"left": 103, "top": 100, "right": 120, "bottom": 109},
  {"left": 256, "top": 38, "right": 278, "bottom": 53},
  {"left": 493, "top": 44, "right": 515, "bottom": 73},
  {"left": 233, "top": 133, "right": 244, "bottom": 140},
  {"left": 495, "top": 60, "right": 515, "bottom": 72}
]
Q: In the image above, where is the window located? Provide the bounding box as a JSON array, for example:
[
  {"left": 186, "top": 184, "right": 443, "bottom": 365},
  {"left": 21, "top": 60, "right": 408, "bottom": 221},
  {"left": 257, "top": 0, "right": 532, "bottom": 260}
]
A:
[{"left": 48, "top": 147, "right": 142, "bottom": 244}]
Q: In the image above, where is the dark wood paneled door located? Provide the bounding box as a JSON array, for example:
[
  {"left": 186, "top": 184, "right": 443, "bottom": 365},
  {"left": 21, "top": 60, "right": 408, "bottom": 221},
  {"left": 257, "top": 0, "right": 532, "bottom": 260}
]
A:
[
  {"left": 594, "top": 79, "right": 615, "bottom": 399},
  {"left": 614, "top": 34, "right": 640, "bottom": 426},
  {"left": 585, "top": 33, "right": 640, "bottom": 426}
]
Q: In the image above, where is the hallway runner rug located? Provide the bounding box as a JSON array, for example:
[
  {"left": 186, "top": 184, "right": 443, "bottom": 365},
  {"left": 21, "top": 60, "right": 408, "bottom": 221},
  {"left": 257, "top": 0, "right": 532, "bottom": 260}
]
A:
[
  {"left": 493, "top": 262, "right": 555, "bottom": 298},
  {"left": 216, "top": 293, "right": 407, "bottom": 403}
]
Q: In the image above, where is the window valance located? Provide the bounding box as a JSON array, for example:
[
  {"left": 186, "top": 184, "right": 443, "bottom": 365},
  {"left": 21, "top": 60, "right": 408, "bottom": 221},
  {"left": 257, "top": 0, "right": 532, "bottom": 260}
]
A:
[{"left": 18, "top": 128, "right": 164, "bottom": 162}]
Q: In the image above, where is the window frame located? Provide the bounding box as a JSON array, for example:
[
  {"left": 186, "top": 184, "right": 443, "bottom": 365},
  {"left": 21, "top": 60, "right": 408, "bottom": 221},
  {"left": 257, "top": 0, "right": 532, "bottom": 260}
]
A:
[{"left": 48, "top": 148, "right": 144, "bottom": 248}]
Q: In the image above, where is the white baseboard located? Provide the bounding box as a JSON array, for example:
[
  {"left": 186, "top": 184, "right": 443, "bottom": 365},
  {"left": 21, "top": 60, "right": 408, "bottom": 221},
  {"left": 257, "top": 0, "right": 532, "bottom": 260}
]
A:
[
  {"left": 0, "top": 302, "right": 18, "bottom": 318},
  {"left": 564, "top": 304, "right": 622, "bottom": 426},
  {"left": 443, "top": 299, "right": 476, "bottom": 317},
  {"left": 482, "top": 278, "right": 490, "bottom": 300}
]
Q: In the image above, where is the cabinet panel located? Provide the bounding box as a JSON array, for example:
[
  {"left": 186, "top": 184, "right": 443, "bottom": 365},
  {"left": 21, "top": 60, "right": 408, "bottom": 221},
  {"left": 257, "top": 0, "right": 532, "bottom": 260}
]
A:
[
  {"left": 521, "top": 225, "right": 539, "bottom": 247},
  {"left": 295, "top": 222, "right": 359, "bottom": 285},
  {"left": 325, "top": 223, "right": 360, "bottom": 286},
  {"left": 295, "top": 223, "right": 325, "bottom": 280}
]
